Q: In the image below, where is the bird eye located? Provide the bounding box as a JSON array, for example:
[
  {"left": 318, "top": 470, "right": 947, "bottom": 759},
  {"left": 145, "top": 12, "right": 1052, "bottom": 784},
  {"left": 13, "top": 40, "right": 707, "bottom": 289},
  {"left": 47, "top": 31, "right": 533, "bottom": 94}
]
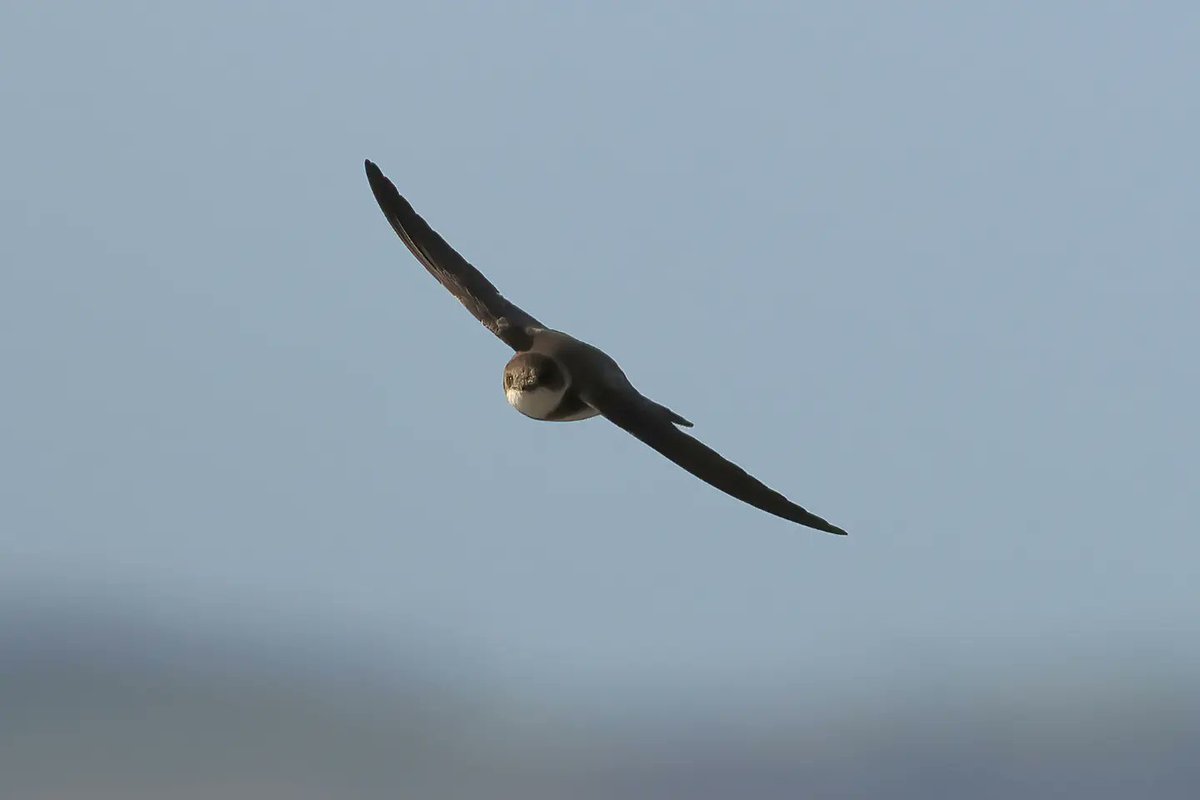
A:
[{"left": 504, "top": 374, "right": 513, "bottom": 389}]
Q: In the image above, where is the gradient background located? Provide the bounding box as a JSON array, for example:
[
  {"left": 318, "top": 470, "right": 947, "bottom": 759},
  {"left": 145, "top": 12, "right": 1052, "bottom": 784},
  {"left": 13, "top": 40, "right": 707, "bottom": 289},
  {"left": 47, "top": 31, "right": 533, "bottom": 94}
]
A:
[{"left": 3, "top": 2, "right": 1198, "bottom": 797}]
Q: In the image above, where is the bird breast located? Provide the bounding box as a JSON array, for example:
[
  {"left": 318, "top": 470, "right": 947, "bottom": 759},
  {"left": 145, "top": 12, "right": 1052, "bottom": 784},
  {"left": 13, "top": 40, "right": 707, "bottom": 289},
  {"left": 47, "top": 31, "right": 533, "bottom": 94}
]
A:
[{"left": 506, "top": 384, "right": 567, "bottom": 420}]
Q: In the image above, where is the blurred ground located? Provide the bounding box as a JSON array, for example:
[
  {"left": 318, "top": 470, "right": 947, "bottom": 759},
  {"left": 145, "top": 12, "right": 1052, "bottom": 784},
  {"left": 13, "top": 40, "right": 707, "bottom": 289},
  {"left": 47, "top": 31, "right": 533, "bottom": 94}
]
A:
[{"left": 3, "top": 589, "right": 1196, "bottom": 799}]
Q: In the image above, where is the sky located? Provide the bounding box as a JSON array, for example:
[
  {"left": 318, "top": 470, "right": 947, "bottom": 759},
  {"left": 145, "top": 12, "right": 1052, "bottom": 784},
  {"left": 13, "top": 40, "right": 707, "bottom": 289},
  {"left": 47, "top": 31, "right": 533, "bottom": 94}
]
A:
[{"left": 2, "top": 1, "right": 1197, "bottom": 710}]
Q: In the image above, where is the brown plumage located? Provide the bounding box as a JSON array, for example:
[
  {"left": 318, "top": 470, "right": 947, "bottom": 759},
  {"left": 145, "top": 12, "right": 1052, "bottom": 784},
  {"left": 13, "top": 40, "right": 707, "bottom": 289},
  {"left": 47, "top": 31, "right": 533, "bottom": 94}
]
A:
[{"left": 365, "top": 159, "right": 847, "bottom": 535}]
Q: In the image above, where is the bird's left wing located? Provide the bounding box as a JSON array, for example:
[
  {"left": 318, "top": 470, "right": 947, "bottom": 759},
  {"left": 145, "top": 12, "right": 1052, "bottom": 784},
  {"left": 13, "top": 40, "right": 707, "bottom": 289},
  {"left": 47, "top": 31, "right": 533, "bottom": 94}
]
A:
[
  {"left": 582, "top": 385, "right": 848, "bottom": 535},
  {"left": 365, "top": 160, "right": 543, "bottom": 351}
]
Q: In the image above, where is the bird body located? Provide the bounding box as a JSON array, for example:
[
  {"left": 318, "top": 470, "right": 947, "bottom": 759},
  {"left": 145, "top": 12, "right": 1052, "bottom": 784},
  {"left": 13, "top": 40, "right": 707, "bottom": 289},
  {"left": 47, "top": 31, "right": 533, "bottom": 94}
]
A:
[{"left": 503, "top": 342, "right": 599, "bottom": 422}]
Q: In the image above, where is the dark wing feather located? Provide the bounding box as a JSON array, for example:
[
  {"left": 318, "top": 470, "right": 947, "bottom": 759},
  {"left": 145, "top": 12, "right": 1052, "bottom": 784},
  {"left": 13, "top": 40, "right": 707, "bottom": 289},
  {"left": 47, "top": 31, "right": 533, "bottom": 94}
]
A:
[
  {"left": 365, "top": 160, "right": 543, "bottom": 351},
  {"left": 584, "top": 387, "right": 847, "bottom": 535}
]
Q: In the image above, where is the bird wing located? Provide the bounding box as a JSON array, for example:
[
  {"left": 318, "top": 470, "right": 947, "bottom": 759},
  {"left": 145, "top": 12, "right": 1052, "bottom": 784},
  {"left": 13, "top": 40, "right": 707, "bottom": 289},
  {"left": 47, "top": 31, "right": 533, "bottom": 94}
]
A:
[
  {"left": 365, "top": 160, "right": 543, "bottom": 351},
  {"left": 581, "top": 385, "right": 847, "bottom": 535}
]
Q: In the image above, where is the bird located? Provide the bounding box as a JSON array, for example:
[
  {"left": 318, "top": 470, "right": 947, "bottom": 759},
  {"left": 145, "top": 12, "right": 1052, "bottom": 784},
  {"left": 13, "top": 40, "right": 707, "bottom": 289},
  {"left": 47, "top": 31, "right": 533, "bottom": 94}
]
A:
[{"left": 364, "top": 160, "right": 847, "bottom": 535}]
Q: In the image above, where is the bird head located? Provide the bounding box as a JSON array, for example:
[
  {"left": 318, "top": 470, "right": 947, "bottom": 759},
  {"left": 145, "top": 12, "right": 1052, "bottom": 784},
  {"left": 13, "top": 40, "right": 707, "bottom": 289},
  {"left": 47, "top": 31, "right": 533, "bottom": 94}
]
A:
[{"left": 503, "top": 352, "right": 568, "bottom": 419}]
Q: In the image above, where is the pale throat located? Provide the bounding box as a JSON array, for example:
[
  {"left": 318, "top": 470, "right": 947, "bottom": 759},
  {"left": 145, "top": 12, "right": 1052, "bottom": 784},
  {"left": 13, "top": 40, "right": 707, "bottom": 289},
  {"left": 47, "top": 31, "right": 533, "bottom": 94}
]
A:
[{"left": 506, "top": 384, "right": 566, "bottom": 420}]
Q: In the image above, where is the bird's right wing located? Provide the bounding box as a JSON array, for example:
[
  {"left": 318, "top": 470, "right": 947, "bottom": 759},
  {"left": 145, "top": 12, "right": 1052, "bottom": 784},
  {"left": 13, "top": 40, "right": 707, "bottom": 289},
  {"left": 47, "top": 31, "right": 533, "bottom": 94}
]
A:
[
  {"left": 365, "top": 160, "right": 543, "bottom": 351},
  {"left": 582, "top": 385, "right": 848, "bottom": 535}
]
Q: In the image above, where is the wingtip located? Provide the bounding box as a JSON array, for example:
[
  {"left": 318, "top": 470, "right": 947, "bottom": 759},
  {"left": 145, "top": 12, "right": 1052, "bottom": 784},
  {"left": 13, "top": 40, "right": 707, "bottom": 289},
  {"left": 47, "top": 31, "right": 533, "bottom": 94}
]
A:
[
  {"left": 364, "top": 159, "right": 398, "bottom": 204},
  {"left": 808, "top": 519, "right": 849, "bottom": 536}
]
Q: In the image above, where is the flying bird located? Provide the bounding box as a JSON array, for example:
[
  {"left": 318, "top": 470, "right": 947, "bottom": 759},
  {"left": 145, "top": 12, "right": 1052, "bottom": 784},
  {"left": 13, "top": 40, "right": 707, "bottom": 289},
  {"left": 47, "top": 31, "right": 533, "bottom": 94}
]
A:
[{"left": 364, "top": 160, "right": 847, "bottom": 535}]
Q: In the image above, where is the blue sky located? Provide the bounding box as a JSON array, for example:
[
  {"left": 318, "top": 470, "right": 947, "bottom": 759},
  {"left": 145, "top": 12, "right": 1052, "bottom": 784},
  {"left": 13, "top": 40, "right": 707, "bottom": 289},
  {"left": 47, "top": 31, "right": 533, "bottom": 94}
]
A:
[{"left": 2, "top": 2, "right": 1197, "bottom": 704}]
